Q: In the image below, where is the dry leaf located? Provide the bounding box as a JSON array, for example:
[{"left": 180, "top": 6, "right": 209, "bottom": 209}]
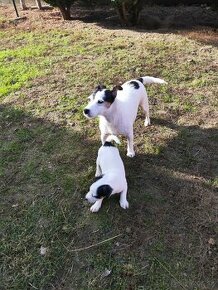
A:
[
  {"left": 40, "top": 246, "right": 47, "bottom": 256},
  {"left": 208, "top": 238, "right": 215, "bottom": 245},
  {"left": 101, "top": 269, "right": 111, "bottom": 278}
]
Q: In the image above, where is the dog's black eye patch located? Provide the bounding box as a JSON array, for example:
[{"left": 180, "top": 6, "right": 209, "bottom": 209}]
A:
[
  {"left": 103, "top": 141, "right": 115, "bottom": 147},
  {"left": 103, "top": 90, "right": 115, "bottom": 104},
  {"left": 129, "top": 81, "right": 140, "bottom": 89},
  {"left": 95, "top": 184, "right": 113, "bottom": 199},
  {"left": 137, "top": 77, "right": 143, "bottom": 84}
]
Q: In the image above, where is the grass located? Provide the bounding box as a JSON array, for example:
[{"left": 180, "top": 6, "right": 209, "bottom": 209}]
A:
[{"left": 0, "top": 6, "right": 218, "bottom": 290}]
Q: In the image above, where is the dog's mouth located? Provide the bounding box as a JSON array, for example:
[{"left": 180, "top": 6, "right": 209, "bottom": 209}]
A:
[
  {"left": 83, "top": 112, "right": 92, "bottom": 119},
  {"left": 85, "top": 196, "right": 97, "bottom": 203}
]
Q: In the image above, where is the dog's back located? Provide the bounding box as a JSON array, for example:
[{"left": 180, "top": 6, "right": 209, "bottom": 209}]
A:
[
  {"left": 98, "top": 137, "right": 125, "bottom": 176},
  {"left": 116, "top": 80, "right": 146, "bottom": 119}
]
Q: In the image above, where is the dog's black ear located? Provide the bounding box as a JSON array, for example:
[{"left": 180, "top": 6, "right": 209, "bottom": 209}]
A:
[
  {"left": 94, "top": 174, "right": 104, "bottom": 183},
  {"left": 111, "top": 85, "right": 123, "bottom": 98},
  {"left": 96, "top": 84, "right": 106, "bottom": 91},
  {"left": 96, "top": 184, "right": 113, "bottom": 199},
  {"left": 94, "top": 85, "right": 106, "bottom": 97},
  {"left": 115, "top": 85, "right": 123, "bottom": 91}
]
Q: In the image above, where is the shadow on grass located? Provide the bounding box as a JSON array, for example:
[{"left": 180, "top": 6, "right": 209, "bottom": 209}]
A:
[
  {"left": 69, "top": 5, "right": 218, "bottom": 48},
  {"left": 0, "top": 104, "right": 217, "bottom": 289},
  {"left": 0, "top": 103, "right": 100, "bottom": 289}
]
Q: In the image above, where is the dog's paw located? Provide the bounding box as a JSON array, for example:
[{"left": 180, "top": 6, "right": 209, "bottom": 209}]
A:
[
  {"left": 120, "top": 200, "right": 129, "bottom": 209},
  {"left": 144, "top": 118, "right": 150, "bottom": 127},
  {"left": 90, "top": 203, "right": 101, "bottom": 213},
  {"left": 127, "top": 151, "right": 135, "bottom": 158}
]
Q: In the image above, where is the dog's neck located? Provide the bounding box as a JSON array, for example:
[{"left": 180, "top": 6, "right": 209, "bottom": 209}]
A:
[{"left": 101, "top": 101, "right": 118, "bottom": 123}]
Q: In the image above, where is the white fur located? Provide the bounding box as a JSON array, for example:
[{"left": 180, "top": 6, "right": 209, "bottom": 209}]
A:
[
  {"left": 84, "top": 76, "right": 167, "bottom": 157},
  {"left": 85, "top": 136, "right": 128, "bottom": 212}
]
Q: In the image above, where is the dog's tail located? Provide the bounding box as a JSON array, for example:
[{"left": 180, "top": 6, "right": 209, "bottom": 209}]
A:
[
  {"left": 105, "top": 135, "right": 121, "bottom": 145},
  {"left": 138, "top": 76, "right": 167, "bottom": 85}
]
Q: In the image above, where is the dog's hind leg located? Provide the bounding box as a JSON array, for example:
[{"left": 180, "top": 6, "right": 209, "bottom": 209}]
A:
[
  {"left": 95, "top": 157, "right": 102, "bottom": 177},
  {"left": 140, "top": 98, "right": 150, "bottom": 127},
  {"left": 127, "top": 130, "right": 135, "bottom": 157}
]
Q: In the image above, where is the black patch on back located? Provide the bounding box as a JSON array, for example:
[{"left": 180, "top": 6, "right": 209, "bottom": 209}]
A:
[
  {"left": 94, "top": 174, "right": 104, "bottom": 182},
  {"left": 103, "top": 90, "right": 115, "bottom": 104},
  {"left": 95, "top": 184, "right": 113, "bottom": 199},
  {"left": 129, "top": 81, "right": 140, "bottom": 89},
  {"left": 137, "top": 77, "right": 143, "bottom": 84},
  {"left": 93, "top": 85, "right": 106, "bottom": 97},
  {"left": 103, "top": 141, "right": 115, "bottom": 147}
]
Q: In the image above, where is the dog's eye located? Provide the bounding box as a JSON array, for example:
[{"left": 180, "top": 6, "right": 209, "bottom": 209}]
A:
[{"left": 97, "top": 100, "right": 104, "bottom": 104}]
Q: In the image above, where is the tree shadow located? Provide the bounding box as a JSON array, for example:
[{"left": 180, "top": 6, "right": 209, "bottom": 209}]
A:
[
  {"left": 0, "top": 103, "right": 217, "bottom": 289},
  {"left": 0, "top": 104, "right": 107, "bottom": 206},
  {"left": 119, "top": 118, "right": 217, "bottom": 288},
  {"left": 70, "top": 4, "right": 218, "bottom": 47},
  {"left": 149, "top": 117, "right": 218, "bottom": 180}
]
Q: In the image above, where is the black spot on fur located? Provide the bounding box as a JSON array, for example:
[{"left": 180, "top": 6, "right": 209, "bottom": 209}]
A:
[
  {"left": 96, "top": 184, "right": 113, "bottom": 199},
  {"left": 94, "top": 174, "right": 104, "bottom": 182},
  {"left": 103, "top": 90, "right": 115, "bottom": 104},
  {"left": 129, "top": 81, "right": 140, "bottom": 89},
  {"left": 103, "top": 141, "right": 115, "bottom": 147},
  {"left": 137, "top": 77, "right": 143, "bottom": 84}
]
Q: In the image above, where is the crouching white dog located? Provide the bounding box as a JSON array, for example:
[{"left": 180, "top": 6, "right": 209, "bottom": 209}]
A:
[
  {"left": 84, "top": 76, "right": 167, "bottom": 157},
  {"left": 85, "top": 135, "right": 128, "bottom": 213}
]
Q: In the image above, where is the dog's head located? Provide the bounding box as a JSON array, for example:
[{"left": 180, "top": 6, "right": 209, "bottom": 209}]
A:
[
  {"left": 85, "top": 183, "right": 113, "bottom": 203},
  {"left": 83, "top": 84, "right": 123, "bottom": 118}
]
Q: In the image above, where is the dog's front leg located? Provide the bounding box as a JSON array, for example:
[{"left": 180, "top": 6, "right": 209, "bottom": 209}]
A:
[
  {"left": 95, "top": 157, "right": 102, "bottom": 177},
  {"left": 95, "top": 164, "right": 102, "bottom": 177},
  {"left": 127, "top": 130, "right": 135, "bottom": 157},
  {"left": 90, "top": 198, "right": 103, "bottom": 212},
  {"left": 119, "top": 186, "right": 129, "bottom": 209}
]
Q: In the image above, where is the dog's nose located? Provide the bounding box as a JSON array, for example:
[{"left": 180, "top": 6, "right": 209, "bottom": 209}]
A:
[{"left": 84, "top": 109, "right": 90, "bottom": 115}]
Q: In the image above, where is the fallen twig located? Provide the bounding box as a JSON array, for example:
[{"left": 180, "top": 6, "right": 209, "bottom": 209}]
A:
[
  {"left": 64, "top": 234, "right": 122, "bottom": 252},
  {"left": 154, "top": 257, "right": 188, "bottom": 290}
]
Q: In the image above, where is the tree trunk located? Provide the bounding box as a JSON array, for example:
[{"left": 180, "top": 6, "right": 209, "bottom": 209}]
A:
[
  {"left": 56, "top": 1, "right": 72, "bottom": 20},
  {"left": 20, "top": 0, "right": 27, "bottom": 10},
  {"left": 35, "top": 0, "right": 42, "bottom": 10},
  {"left": 129, "top": 0, "right": 141, "bottom": 26},
  {"left": 115, "top": 0, "right": 142, "bottom": 26},
  {"left": 116, "top": 4, "right": 129, "bottom": 26}
]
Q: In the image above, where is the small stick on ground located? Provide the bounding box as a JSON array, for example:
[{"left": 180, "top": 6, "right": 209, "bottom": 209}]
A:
[
  {"left": 64, "top": 234, "right": 122, "bottom": 252},
  {"left": 154, "top": 257, "right": 188, "bottom": 290}
]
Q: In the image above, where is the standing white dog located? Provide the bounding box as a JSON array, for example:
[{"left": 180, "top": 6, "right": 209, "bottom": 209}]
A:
[
  {"left": 85, "top": 135, "right": 128, "bottom": 213},
  {"left": 84, "top": 76, "right": 167, "bottom": 157}
]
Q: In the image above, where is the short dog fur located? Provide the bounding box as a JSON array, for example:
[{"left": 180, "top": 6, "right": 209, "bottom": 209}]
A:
[
  {"left": 84, "top": 76, "right": 167, "bottom": 157},
  {"left": 85, "top": 135, "right": 128, "bottom": 212}
]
